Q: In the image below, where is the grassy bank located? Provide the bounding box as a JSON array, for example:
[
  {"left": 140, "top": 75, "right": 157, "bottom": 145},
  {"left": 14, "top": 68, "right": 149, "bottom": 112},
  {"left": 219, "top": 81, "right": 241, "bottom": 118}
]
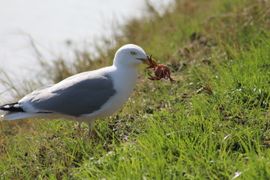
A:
[{"left": 1, "top": 0, "right": 270, "bottom": 179}]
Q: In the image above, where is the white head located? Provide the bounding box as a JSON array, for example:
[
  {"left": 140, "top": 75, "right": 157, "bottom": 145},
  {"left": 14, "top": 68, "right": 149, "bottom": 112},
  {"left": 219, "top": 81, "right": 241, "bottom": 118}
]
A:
[{"left": 113, "top": 44, "right": 149, "bottom": 67}]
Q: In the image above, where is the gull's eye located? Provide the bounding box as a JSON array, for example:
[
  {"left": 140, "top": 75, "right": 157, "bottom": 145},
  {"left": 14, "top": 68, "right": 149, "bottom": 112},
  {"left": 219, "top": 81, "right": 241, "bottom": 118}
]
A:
[{"left": 130, "top": 51, "right": 137, "bottom": 56}]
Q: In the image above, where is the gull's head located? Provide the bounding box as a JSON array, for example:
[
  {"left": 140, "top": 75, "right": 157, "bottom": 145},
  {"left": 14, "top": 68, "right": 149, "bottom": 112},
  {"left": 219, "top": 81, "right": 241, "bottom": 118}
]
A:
[{"left": 113, "top": 44, "right": 149, "bottom": 67}]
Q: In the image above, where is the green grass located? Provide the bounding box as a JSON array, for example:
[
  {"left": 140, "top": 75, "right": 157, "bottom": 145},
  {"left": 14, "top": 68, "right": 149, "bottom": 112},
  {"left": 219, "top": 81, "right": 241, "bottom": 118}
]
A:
[{"left": 1, "top": 0, "right": 270, "bottom": 179}]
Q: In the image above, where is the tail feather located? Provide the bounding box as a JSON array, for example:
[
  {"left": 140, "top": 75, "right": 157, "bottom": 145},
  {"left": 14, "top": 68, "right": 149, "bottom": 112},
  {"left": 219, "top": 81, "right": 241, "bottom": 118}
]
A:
[
  {"left": 0, "top": 102, "right": 35, "bottom": 121},
  {"left": 0, "top": 102, "right": 53, "bottom": 121},
  {"left": 1, "top": 112, "right": 39, "bottom": 121},
  {"left": 0, "top": 102, "right": 24, "bottom": 112}
]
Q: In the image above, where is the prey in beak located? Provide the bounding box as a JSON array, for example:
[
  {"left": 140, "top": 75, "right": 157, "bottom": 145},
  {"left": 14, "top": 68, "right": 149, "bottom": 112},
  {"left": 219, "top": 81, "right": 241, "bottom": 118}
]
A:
[
  {"left": 143, "top": 55, "right": 175, "bottom": 82},
  {"left": 136, "top": 55, "right": 151, "bottom": 65}
]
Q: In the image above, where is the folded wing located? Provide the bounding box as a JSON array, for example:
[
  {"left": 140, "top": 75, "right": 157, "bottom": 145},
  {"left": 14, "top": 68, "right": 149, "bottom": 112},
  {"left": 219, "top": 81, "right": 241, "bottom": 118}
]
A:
[{"left": 19, "top": 73, "right": 116, "bottom": 117}]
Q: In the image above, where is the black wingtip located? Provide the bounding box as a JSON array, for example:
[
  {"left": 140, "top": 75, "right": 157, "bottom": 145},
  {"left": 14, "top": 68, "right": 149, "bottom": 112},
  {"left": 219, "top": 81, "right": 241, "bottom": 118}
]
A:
[{"left": 0, "top": 102, "right": 25, "bottom": 112}]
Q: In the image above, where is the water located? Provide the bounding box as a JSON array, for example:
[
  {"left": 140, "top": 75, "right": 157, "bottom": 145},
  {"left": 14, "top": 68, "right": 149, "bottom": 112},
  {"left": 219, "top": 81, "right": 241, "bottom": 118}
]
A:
[{"left": 0, "top": 0, "right": 173, "bottom": 100}]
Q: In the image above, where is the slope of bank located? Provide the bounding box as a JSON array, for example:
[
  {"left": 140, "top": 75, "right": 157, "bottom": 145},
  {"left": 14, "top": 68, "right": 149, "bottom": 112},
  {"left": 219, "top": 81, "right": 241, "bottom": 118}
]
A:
[{"left": 0, "top": 0, "right": 270, "bottom": 179}]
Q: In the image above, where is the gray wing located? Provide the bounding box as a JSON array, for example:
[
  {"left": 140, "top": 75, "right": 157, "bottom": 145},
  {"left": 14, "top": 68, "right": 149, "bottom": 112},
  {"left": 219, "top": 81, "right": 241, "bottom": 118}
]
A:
[{"left": 19, "top": 73, "right": 116, "bottom": 116}]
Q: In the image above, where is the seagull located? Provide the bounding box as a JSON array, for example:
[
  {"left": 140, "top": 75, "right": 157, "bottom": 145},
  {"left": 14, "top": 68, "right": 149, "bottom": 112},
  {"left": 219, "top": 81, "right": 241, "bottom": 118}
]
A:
[{"left": 0, "top": 44, "right": 150, "bottom": 136}]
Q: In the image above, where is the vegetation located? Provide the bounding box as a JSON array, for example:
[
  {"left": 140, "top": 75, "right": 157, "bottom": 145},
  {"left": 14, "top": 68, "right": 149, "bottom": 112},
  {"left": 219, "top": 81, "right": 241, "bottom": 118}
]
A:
[{"left": 0, "top": 0, "right": 270, "bottom": 179}]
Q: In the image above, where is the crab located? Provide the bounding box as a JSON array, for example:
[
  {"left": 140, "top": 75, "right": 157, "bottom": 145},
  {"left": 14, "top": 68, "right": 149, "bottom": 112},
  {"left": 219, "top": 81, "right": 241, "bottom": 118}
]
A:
[{"left": 146, "top": 55, "right": 175, "bottom": 82}]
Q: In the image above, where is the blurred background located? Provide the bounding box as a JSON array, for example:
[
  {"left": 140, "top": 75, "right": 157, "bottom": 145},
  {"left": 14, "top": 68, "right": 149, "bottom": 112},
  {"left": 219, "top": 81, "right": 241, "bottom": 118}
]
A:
[{"left": 0, "top": 0, "right": 173, "bottom": 101}]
